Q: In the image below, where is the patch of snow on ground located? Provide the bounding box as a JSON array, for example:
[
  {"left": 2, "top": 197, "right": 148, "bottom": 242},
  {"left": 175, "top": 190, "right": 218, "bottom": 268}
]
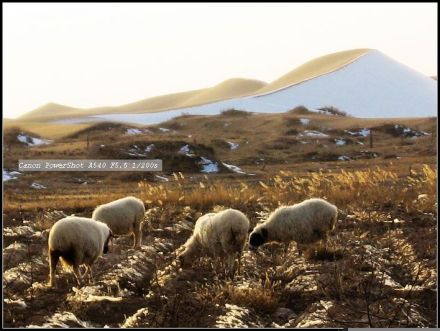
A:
[
  {"left": 145, "top": 144, "right": 155, "bottom": 153},
  {"left": 127, "top": 151, "right": 146, "bottom": 157},
  {"left": 338, "top": 155, "right": 351, "bottom": 161},
  {"left": 17, "top": 134, "right": 52, "bottom": 146},
  {"left": 301, "top": 130, "right": 329, "bottom": 138},
  {"left": 335, "top": 138, "right": 346, "bottom": 146},
  {"left": 3, "top": 170, "right": 22, "bottom": 182},
  {"left": 299, "top": 118, "right": 310, "bottom": 125},
  {"left": 345, "top": 128, "right": 370, "bottom": 137},
  {"left": 178, "top": 144, "right": 195, "bottom": 157},
  {"left": 227, "top": 142, "right": 239, "bottom": 150},
  {"left": 199, "top": 157, "right": 219, "bottom": 173},
  {"left": 31, "top": 182, "right": 46, "bottom": 189},
  {"left": 126, "top": 146, "right": 146, "bottom": 157},
  {"left": 155, "top": 175, "right": 169, "bottom": 182},
  {"left": 159, "top": 127, "right": 171, "bottom": 132},
  {"left": 222, "top": 162, "right": 246, "bottom": 174},
  {"left": 394, "top": 124, "right": 431, "bottom": 138},
  {"left": 126, "top": 128, "right": 142, "bottom": 135}
]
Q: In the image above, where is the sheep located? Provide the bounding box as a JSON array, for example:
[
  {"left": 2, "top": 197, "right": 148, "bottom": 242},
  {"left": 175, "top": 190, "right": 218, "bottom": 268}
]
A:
[
  {"left": 92, "top": 196, "right": 145, "bottom": 249},
  {"left": 48, "top": 216, "right": 112, "bottom": 287},
  {"left": 249, "top": 198, "right": 338, "bottom": 254},
  {"left": 177, "top": 208, "right": 250, "bottom": 276}
]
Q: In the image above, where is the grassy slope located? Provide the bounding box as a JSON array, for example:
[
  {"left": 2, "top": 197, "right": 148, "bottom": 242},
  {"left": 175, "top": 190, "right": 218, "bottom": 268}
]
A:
[
  {"left": 4, "top": 121, "right": 92, "bottom": 139},
  {"left": 4, "top": 111, "right": 436, "bottom": 177}
]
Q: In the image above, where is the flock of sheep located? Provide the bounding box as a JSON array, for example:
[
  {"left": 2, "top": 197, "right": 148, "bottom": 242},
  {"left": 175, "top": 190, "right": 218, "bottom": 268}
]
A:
[{"left": 48, "top": 196, "right": 338, "bottom": 287}]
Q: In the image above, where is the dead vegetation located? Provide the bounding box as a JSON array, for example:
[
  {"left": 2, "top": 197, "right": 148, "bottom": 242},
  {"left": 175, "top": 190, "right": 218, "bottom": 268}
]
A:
[
  {"left": 3, "top": 163, "right": 437, "bottom": 327},
  {"left": 3, "top": 112, "right": 437, "bottom": 327}
]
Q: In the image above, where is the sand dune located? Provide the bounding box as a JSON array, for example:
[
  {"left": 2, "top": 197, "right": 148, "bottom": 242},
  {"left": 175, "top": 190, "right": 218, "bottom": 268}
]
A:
[
  {"left": 256, "top": 48, "right": 371, "bottom": 94},
  {"left": 17, "top": 48, "right": 436, "bottom": 122},
  {"left": 18, "top": 79, "right": 266, "bottom": 122},
  {"left": 178, "top": 78, "right": 267, "bottom": 107}
]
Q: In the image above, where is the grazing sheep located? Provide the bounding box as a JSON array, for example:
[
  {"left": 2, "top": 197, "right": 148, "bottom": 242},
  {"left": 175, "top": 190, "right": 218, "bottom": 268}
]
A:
[
  {"left": 178, "top": 209, "right": 250, "bottom": 276},
  {"left": 249, "top": 198, "right": 337, "bottom": 253},
  {"left": 92, "top": 196, "right": 145, "bottom": 249},
  {"left": 48, "top": 216, "right": 112, "bottom": 287}
]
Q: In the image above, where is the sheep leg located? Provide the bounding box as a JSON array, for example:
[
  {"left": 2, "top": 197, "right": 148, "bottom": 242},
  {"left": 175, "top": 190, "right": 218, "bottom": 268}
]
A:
[
  {"left": 49, "top": 250, "right": 60, "bottom": 287},
  {"left": 321, "top": 234, "right": 328, "bottom": 251},
  {"left": 219, "top": 256, "right": 229, "bottom": 277},
  {"left": 237, "top": 252, "right": 242, "bottom": 276},
  {"left": 79, "top": 265, "right": 88, "bottom": 278},
  {"left": 81, "top": 264, "right": 93, "bottom": 284},
  {"left": 226, "top": 255, "right": 236, "bottom": 279},
  {"left": 72, "top": 265, "right": 83, "bottom": 286},
  {"left": 87, "top": 265, "right": 94, "bottom": 284},
  {"left": 133, "top": 221, "right": 142, "bottom": 249}
]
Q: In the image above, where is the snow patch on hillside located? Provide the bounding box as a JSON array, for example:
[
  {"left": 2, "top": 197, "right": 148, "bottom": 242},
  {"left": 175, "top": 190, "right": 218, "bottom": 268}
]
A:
[
  {"left": 227, "top": 142, "right": 240, "bottom": 150},
  {"left": 300, "top": 130, "right": 329, "bottom": 138},
  {"left": 126, "top": 128, "right": 142, "bottom": 135},
  {"left": 199, "top": 157, "right": 219, "bottom": 173},
  {"left": 3, "top": 170, "right": 21, "bottom": 182},
  {"left": 17, "top": 134, "right": 52, "bottom": 146},
  {"left": 222, "top": 162, "right": 245, "bottom": 174}
]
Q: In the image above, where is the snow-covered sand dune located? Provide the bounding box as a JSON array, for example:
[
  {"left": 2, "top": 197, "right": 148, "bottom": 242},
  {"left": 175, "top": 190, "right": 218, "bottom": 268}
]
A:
[{"left": 52, "top": 50, "right": 436, "bottom": 126}]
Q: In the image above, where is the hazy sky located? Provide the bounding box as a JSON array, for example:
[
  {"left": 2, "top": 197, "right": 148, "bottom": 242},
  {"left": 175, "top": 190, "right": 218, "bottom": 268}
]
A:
[{"left": 3, "top": 3, "right": 437, "bottom": 118}]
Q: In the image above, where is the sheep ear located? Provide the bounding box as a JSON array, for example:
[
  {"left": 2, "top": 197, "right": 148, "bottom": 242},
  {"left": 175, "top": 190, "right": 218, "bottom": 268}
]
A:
[{"left": 261, "top": 228, "right": 268, "bottom": 239}]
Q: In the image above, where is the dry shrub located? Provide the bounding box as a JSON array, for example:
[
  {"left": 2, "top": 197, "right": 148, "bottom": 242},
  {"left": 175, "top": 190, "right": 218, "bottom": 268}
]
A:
[
  {"left": 304, "top": 246, "right": 343, "bottom": 262},
  {"left": 288, "top": 105, "right": 311, "bottom": 115},
  {"left": 216, "top": 281, "right": 279, "bottom": 313},
  {"left": 220, "top": 109, "right": 250, "bottom": 117}
]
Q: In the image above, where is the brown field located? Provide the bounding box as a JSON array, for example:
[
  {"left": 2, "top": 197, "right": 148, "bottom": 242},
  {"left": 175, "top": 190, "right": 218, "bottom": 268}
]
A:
[{"left": 3, "top": 110, "right": 437, "bottom": 327}]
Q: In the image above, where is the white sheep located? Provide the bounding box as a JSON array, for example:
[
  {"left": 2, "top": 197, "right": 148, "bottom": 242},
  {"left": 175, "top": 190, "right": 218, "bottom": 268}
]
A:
[
  {"left": 178, "top": 208, "right": 250, "bottom": 276},
  {"left": 48, "top": 216, "right": 112, "bottom": 287},
  {"left": 92, "top": 196, "right": 145, "bottom": 249},
  {"left": 249, "top": 198, "right": 338, "bottom": 253}
]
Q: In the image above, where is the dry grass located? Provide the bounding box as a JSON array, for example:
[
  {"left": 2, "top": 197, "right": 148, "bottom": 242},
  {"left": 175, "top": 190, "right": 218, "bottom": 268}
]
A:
[
  {"left": 3, "top": 111, "right": 437, "bottom": 328},
  {"left": 214, "top": 281, "right": 279, "bottom": 313},
  {"left": 135, "top": 165, "right": 436, "bottom": 215}
]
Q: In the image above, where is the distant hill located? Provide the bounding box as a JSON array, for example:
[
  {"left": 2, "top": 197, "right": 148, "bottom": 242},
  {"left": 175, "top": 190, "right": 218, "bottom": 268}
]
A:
[
  {"left": 178, "top": 78, "right": 266, "bottom": 107},
  {"left": 18, "top": 78, "right": 266, "bottom": 122},
  {"left": 18, "top": 48, "right": 437, "bottom": 122},
  {"left": 255, "top": 48, "right": 371, "bottom": 94}
]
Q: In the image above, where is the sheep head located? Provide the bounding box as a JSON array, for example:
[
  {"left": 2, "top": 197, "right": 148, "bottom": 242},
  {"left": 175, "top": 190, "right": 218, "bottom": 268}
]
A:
[
  {"left": 177, "top": 246, "right": 195, "bottom": 269},
  {"left": 103, "top": 230, "right": 113, "bottom": 254},
  {"left": 249, "top": 227, "right": 269, "bottom": 250}
]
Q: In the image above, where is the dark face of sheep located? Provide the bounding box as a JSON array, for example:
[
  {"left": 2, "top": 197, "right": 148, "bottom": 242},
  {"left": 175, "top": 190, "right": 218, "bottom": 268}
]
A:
[
  {"left": 177, "top": 249, "right": 194, "bottom": 269},
  {"left": 249, "top": 228, "right": 268, "bottom": 250},
  {"left": 103, "top": 230, "right": 113, "bottom": 254}
]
